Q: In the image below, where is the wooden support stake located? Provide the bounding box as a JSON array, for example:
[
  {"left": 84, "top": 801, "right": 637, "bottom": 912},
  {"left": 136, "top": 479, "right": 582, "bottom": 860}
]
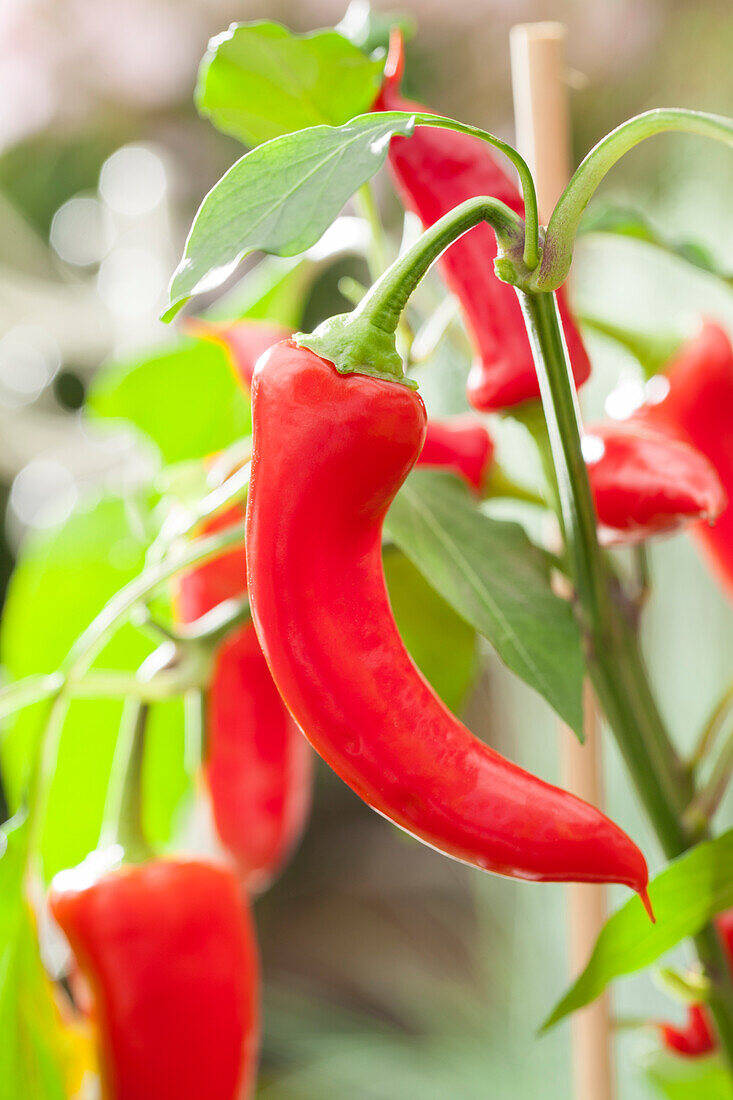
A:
[{"left": 510, "top": 22, "right": 615, "bottom": 1100}]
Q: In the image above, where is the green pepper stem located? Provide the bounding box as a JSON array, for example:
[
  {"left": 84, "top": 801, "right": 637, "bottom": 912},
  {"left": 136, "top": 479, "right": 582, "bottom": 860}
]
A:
[
  {"left": 298, "top": 195, "right": 524, "bottom": 385},
  {"left": 102, "top": 697, "right": 153, "bottom": 864},
  {"left": 534, "top": 108, "right": 733, "bottom": 291},
  {"left": 518, "top": 286, "right": 733, "bottom": 1075}
]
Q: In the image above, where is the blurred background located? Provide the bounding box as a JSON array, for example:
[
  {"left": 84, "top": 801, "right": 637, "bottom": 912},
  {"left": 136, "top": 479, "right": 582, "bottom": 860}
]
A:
[{"left": 2, "top": 1, "right": 733, "bottom": 1097}]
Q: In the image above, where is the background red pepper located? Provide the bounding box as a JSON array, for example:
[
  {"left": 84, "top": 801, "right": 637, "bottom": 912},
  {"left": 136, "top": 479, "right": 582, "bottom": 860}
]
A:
[
  {"left": 176, "top": 505, "right": 313, "bottom": 891},
  {"left": 49, "top": 856, "right": 259, "bottom": 1099},
  {"left": 374, "top": 32, "right": 591, "bottom": 411},
  {"left": 584, "top": 420, "right": 726, "bottom": 543},
  {"left": 417, "top": 415, "right": 494, "bottom": 491},
  {"left": 659, "top": 910, "right": 733, "bottom": 1057},
  {"left": 245, "top": 340, "right": 650, "bottom": 901},
  {"left": 639, "top": 322, "right": 733, "bottom": 596}
]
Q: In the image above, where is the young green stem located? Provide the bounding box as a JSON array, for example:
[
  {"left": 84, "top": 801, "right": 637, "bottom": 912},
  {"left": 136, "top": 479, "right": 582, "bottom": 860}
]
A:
[
  {"left": 299, "top": 195, "right": 524, "bottom": 384},
  {"left": 534, "top": 108, "right": 733, "bottom": 291},
  {"left": 102, "top": 698, "right": 153, "bottom": 864},
  {"left": 517, "top": 286, "right": 733, "bottom": 1073}
]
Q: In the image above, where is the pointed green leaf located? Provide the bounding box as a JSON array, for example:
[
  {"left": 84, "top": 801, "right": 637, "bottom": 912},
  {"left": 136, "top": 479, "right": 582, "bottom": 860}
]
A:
[
  {"left": 164, "top": 112, "right": 416, "bottom": 320},
  {"left": 544, "top": 829, "right": 733, "bottom": 1031},
  {"left": 385, "top": 468, "right": 585, "bottom": 735},
  {"left": 196, "top": 21, "right": 384, "bottom": 147}
]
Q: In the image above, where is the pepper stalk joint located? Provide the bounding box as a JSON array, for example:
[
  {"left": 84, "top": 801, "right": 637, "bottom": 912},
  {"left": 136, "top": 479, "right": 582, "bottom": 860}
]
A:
[{"left": 297, "top": 195, "right": 526, "bottom": 386}]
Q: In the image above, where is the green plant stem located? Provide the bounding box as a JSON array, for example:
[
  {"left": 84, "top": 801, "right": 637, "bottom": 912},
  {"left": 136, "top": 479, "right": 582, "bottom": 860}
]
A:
[
  {"left": 299, "top": 195, "right": 523, "bottom": 384},
  {"left": 534, "top": 107, "right": 733, "bottom": 291},
  {"left": 355, "top": 183, "right": 389, "bottom": 279},
  {"left": 517, "top": 286, "right": 733, "bottom": 1074},
  {"left": 690, "top": 681, "right": 733, "bottom": 771},
  {"left": 101, "top": 698, "right": 152, "bottom": 863}
]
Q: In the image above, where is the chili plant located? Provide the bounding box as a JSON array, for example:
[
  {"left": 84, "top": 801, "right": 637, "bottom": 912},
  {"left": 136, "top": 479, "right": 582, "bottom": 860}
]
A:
[{"left": 2, "top": 10, "right": 733, "bottom": 1099}]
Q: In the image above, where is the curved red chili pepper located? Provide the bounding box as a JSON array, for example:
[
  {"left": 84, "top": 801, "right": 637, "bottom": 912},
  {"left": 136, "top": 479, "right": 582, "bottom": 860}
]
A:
[
  {"left": 659, "top": 910, "right": 733, "bottom": 1057},
  {"left": 417, "top": 415, "right": 494, "bottom": 491},
  {"left": 584, "top": 421, "right": 726, "bottom": 543},
  {"left": 177, "top": 506, "right": 313, "bottom": 891},
  {"left": 183, "top": 318, "right": 291, "bottom": 389},
  {"left": 373, "top": 32, "right": 591, "bottom": 411},
  {"left": 639, "top": 322, "right": 733, "bottom": 596},
  {"left": 245, "top": 339, "right": 650, "bottom": 900},
  {"left": 49, "top": 856, "right": 259, "bottom": 1099}
]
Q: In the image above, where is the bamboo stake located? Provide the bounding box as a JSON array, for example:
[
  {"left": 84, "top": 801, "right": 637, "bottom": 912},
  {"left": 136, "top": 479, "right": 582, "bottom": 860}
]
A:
[{"left": 509, "top": 23, "right": 614, "bottom": 1100}]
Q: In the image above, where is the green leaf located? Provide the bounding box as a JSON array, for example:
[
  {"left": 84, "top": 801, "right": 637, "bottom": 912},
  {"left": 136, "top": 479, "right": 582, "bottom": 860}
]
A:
[
  {"left": 1, "top": 494, "right": 187, "bottom": 880},
  {"left": 385, "top": 469, "right": 585, "bottom": 735},
  {"left": 0, "top": 816, "right": 67, "bottom": 1100},
  {"left": 87, "top": 337, "right": 252, "bottom": 465},
  {"left": 196, "top": 21, "right": 384, "bottom": 147},
  {"left": 384, "top": 548, "right": 477, "bottom": 714},
  {"left": 164, "top": 111, "right": 417, "bottom": 320},
  {"left": 644, "top": 1051, "right": 733, "bottom": 1100},
  {"left": 543, "top": 829, "right": 733, "bottom": 1031},
  {"left": 205, "top": 255, "right": 314, "bottom": 328}
]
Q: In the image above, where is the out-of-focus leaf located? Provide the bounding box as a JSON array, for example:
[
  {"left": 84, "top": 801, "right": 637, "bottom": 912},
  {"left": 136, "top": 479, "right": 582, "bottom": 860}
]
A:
[
  {"left": 644, "top": 1050, "right": 733, "bottom": 1099},
  {"left": 384, "top": 549, "right": 477, "bottom": 714},
  {"left": 385, "top": 469, "right": 585, "bottom": 736},
  {"left": 88, "top": 337, "right": 251, "bottom": 465},
  {"left": 579, "top": 315, "right": 682, "bottom": 378},
  {"left": 196, "top": 21, "right": 384, "bottom": 147},
  {"left": 0, "top": 494, "right": 187, "bottom": 880},
  {"left": 205, "top": 255, "right": 314, "bottom": 328},
  {"left": 337, "top": 1, "right": 416, "bottom": 55},
  {"left": 582, "top": 204, "right": 732, "bottom": 285},
  {"left": 164, "top": 112, "right": 417, "bottom": 320},
  {"left": 0, "top": 816, "right": 66, "bottom": 1100},
  {"left": 544, "top": 829, "right": 733, "bottom": 1031}
]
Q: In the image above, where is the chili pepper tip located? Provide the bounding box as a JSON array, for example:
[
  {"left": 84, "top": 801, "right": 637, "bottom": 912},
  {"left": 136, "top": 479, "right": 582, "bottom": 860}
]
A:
[{"left": 639, "top": 887, "right": 656, "bottom": 924}]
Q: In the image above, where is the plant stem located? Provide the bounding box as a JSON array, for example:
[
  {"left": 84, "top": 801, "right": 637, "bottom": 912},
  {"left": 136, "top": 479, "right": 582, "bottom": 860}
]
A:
[
  {"left": 299, "top": 195, "right": 523, "bottom": 384},
  {"left": 517, "top": 286, "right": 733, "bottom": 1074},
  {"left": 101, "top": 699, "right": 152, "bottom": 863},
  {"left": 533, "top": 107, "right": 733, "bottom": 291}
]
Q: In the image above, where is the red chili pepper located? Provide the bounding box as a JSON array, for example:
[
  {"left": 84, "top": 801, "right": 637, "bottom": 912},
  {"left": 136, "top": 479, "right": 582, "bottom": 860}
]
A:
[
  {"left": 177, "top": 506, "right": 313, "bottom": 891},
  {"left": 245, "top": 339, "right": 650, "bottom": 902},
  {"left": 659, "top": 911, "right": 733, "bottom": 1057},
  {"left": 374, "top": 32, "right": 591, "bottom": 411},
  {"left": 417, "top": 415, "right": 494, "bottom": 491},
  {"left": 638, "top": 322, "right": 733, "bottom": 595},
  {"left": 183, "top": 317, "right": 291, "bottom": 389},
  {"left": 49, "top": 855, "right": 259, "bottom": 1099},
  {"left": 583, "top": 420, "right": 726, "bottom": 543}
]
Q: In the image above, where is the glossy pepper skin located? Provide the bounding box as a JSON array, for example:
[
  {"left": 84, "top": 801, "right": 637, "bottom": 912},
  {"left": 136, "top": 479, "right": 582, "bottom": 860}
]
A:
[
  {"left": 49, "top": 856, "right": 259, "bottom": 1100},
  {"left": 418, "top": 415, "right": 494, "bottom": 491},
  {"left": 177, "top": 506, "right": 313, "bottom": 891},
  {"left": 374, "top": 32, "right": 591, "bottom": 411},
  {"left": 584, "top": 421, "right": 726, "bottom": 544},
  {"left": 246, "top": 339, "right": 650, "bottom": 897},
  {"left": 659, "top": 911, "right": 733, "bottom": 1057},
  {"left": 640, "top": 323, "right": 733, "bottom": 595}
]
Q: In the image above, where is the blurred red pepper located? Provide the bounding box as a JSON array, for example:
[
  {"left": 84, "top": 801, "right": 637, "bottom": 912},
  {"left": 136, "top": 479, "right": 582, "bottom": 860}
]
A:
[
  {"left": 418, "top": 415, "right": 494, "bottom": 491},
  {"left": 659, "top": 910, "right": 733, "bottom": 1058},
  {"left": 374, "top": 31, "right": 591, "bottom": 411},
  {"left": 638, "top": 322, "right": 733, "bottom": 595},
  {"left": 176, "top": 505, "right": 313, "bottom": 892},
  {"left": 583, "top": 420, "right": 726, "bottom": 543},
  {"left": 183, "top": 317, "right": 291, "bottom": 389},
  {"left": 49, "top": 855, "right": 259, "bottom": 1099}
]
